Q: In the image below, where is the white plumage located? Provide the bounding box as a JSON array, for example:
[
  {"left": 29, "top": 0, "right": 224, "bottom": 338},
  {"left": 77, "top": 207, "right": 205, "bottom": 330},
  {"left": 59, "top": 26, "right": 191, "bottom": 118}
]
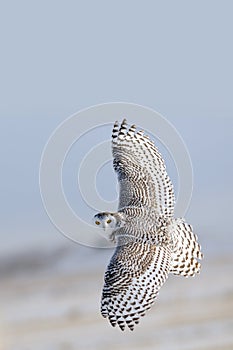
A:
[{"left": 93, "top": 119, "right": 203, "bottom": 331}]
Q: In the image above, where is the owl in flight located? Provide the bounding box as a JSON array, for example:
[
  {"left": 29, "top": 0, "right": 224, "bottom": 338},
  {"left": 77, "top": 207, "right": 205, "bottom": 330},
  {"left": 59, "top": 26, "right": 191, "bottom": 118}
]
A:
[{"left": 93, "top": 119, "right": 203, "bottom": 331}]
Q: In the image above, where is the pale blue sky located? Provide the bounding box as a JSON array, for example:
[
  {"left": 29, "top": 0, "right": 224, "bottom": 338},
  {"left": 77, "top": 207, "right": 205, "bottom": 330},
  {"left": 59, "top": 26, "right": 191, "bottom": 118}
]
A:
[{"left": 1, "top": 1, "right": 232, "bottom": 255}]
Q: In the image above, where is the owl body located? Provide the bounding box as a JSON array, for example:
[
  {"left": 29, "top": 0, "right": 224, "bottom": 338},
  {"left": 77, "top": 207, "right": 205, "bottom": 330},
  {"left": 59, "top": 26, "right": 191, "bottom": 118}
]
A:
[{"left": 93, "top": 119, "right": 203, "bottom": 331}]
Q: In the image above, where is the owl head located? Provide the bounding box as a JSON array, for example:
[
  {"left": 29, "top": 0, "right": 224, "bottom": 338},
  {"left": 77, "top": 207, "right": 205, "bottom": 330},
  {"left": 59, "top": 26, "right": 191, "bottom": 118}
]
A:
[{"left": 93, "top": 212, "right": 118, "bottom": 231}]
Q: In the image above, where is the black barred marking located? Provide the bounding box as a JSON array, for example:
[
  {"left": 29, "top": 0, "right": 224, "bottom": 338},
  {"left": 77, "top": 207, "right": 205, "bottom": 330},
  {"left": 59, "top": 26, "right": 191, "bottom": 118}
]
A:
[
  {"left": 169, "top": 219, "right": 203, "bottom": 277},
  {"left": 101, "top": 238, "right": 171, "bottom": 331},
  {"left": 111, "top": 119, "right": 175, "bottom": 217}
]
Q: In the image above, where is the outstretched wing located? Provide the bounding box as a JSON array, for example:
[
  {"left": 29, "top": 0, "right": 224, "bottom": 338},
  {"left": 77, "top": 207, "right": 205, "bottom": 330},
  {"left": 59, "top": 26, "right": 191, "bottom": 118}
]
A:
[
  {"left": 112, "top": 119, "right": 175, "bottom": 217},
  {"left": 101, "top": 236, "right": 171, "bottom": 331}
]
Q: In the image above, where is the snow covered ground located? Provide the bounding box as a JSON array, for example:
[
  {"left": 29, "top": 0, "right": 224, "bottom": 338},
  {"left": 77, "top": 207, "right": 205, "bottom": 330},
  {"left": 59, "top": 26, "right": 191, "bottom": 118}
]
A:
[{"left": 1, "top": 235, "right": 233, "bottom": 350}]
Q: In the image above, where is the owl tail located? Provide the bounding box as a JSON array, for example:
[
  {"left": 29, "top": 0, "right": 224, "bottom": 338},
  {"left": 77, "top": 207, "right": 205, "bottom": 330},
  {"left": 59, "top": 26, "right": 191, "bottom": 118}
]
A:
[{"left": 169, "top": 218, "right": 203, "bottom": 277}]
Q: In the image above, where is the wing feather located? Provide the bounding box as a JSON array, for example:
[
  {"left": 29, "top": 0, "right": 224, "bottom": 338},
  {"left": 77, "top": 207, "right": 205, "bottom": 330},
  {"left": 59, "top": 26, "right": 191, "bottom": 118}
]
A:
[
  {"left": 101, "top": 237, "right": 171, "bottom": 331},
  {"left": 112, "top": 119, "right": 174, "bottom": 217}
]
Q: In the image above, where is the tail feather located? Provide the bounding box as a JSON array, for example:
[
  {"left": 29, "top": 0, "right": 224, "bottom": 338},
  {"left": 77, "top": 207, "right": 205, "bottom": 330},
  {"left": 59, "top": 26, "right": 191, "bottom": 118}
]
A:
[{"left": 169, "top": 219, "right": 203, "bottom": 277}]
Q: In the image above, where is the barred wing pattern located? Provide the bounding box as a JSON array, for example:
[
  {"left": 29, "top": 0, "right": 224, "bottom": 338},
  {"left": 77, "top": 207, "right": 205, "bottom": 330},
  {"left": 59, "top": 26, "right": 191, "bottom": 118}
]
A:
[
  {"left": 112, "top": 119, "right": 174, "bottom": 217},
  {"left": 101, "top": 237, "right": 171, "bottom": 331}
]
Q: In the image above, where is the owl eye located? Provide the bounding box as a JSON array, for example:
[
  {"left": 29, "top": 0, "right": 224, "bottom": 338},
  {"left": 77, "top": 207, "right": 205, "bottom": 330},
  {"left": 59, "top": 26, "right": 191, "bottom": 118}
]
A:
[
  {"left": 95, "top": 221, "right": 100, "bottom": 225},
  {"left": 107, "top": 219, "right": 112, "bottom": 224}
]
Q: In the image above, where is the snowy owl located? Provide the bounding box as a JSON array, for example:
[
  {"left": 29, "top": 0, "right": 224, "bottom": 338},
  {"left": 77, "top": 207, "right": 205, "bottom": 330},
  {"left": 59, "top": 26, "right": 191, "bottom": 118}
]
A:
[{"left": 93, "top": 119, "right": 203, "bottom": 331}]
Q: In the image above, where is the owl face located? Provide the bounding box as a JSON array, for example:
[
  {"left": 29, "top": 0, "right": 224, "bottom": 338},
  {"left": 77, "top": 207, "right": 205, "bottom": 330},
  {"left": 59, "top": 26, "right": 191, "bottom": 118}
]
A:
[{"left": 93, "top": 212, "right": 118, "bottom": 230}]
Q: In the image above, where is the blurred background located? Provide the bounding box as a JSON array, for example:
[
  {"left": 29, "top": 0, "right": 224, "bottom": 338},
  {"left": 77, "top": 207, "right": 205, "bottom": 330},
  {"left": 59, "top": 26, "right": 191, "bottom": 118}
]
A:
[{"left": 0, "top": 1, "right": 232, "bottom": 349}]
